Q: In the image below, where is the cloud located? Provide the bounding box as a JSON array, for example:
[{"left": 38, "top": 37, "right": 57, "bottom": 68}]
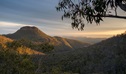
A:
[
  {"left": 0, "top": 21, "right": 33, "bottom": 34},
  {"left": 0, "top": 21, "right": 33, "bottom": 27}
]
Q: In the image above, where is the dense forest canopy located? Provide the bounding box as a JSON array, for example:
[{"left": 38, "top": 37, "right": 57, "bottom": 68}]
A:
[{"left": 56, "top": 0, "right": 126, "bottom": 30}]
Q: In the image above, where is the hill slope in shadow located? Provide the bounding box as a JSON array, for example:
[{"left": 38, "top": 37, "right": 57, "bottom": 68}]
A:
[{"left": 39, "top": 31, "right": 126, "bottom": 74}]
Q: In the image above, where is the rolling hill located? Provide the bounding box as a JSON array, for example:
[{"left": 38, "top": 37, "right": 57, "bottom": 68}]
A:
[
  {"left": 0, "top": 35, "right": 13, "bottom": 44},
  {"left": 0, "top": 35, "right": 13, "bottom": 48},
  {"left": 38, "top": 31, "right": 126, "bottom": 74},
  {"left": 0, "top": 35, "right": 44, "bottom": 55},
  {"left": 4, "top": 26, "right": 90, "bottom": 52}
]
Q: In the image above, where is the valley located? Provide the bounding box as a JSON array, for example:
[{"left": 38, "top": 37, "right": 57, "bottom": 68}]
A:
[
  {"left": 1, "top": 26, "right": 126, "bottom": 74},
  {"left": 0, "top": 0, "right": 126, "bottom": 74}
]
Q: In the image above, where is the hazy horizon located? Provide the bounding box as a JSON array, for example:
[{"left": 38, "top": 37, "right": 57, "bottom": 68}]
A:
[{"left": 0, "top": 0, "right": 126, "bottom": 38}]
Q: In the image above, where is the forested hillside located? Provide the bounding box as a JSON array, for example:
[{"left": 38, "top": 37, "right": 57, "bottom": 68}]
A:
[
  {"left": 38, "top": 32, "right": 126, "bottom": 74},
  {"left": 1, "top": 27, "right": 126, "bottom": 74}
]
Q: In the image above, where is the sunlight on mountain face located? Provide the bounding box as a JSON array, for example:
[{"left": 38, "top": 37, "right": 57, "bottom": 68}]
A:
[{"left": 17, "top": 47, "right": 45, "bottom": 55}]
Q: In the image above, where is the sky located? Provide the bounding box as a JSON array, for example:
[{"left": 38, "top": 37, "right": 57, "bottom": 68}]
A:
[{"left": 0, "top": 0, "right": 126, "bottom": 38}]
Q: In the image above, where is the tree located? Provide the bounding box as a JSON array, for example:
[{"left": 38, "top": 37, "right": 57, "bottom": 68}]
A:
[{"left": 56, "top": 0, "right": 126, "bottom": 30}]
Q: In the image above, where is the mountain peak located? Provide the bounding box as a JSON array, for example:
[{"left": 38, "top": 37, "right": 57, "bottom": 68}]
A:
[
  {"left": 16, "top": 26, "right": 47, "bottom": 36},
  {"left": 4, "top": 26, "right": 51, "bottom": 42},
  {"left": 20, "top": 26, "right": 39, "bottom": 31}
]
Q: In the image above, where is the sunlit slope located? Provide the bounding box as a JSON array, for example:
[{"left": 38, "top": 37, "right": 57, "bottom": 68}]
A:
[
  {"left": 0, "top": 35, "right": 13, "bottom": 44},
  {"left": 0, "top": 35, "right": 44, "bottom": 55},
  {"left": 5, "top": 26, "right": 90, "bottom": 52},
  {"left": 17, "top": 46, "right": 45, "bottom": 55}
]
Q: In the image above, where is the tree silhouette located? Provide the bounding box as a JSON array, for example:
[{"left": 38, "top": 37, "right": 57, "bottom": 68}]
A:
[{"left": 56, "top": 0, "right": 126, "bottom": 30}]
